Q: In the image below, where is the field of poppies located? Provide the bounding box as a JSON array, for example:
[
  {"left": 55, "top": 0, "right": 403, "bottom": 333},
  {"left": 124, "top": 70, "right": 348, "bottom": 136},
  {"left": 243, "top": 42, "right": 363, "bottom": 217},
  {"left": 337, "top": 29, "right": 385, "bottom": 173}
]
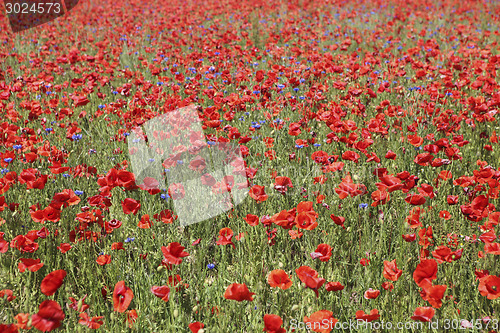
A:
[{"left": 1, "top": 0, "right": 500, "bottom": 331}]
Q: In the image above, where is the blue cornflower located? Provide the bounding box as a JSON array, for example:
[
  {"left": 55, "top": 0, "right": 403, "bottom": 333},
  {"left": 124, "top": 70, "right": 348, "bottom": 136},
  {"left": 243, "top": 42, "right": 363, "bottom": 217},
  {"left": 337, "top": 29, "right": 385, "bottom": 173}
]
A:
[
  {"left": 124, "top": 237, "right": 135, "bottom": 243},
  {"left": 207, "top": 141, "right": 216, "bottom": 145},
  {"left": 13, "top": 144, "right": 22, "bottom": 150},
  {"left": 75, "top": 190, "right": 84, "bottom": 196},
  {"left": 72, "top": 134, "right": 82, "bottom": 140},
  {"left": 3, "top": 158, "right": 12, "bottom": 163},
  {"left": 207, "top": 263, "right": 215, "bottom": 269},
  {"left": 359, "top": 203, "right": 368, "bottom": 209}
]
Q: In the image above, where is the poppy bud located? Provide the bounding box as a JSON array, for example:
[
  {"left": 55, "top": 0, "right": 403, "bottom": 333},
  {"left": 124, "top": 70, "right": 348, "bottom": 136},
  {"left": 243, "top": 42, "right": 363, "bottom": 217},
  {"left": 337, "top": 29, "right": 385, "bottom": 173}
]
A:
[
  {"left": 291, "top": 305, "right": 299, "bottom": 311},
  {"left": 173, "top": 309, "right": 179, "bottom": 318}
]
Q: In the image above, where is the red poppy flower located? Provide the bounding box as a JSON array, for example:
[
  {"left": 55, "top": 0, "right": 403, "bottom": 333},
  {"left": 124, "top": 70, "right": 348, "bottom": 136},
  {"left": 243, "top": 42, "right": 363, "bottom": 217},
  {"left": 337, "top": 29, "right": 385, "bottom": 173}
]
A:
[
  {"left": 0, "top": 289, "right": 15, "bottom": 302},
  {"left": 121, "top": 198, "right": 141, "bottom": 215},
  {"left": 96, "top": 255, "right": 112, "bottom": 266},
  {"left": 116, "top": 169, "right": 137, "bottom": 189},
  {"left": 382, "top": 282, "right": 394, "bottom": 291},
  {"left": 325, "top": 281, "right": 344, "bottom": 292},
  {"left": 364, "top": 288, "right": 380, "bottom": 299},
  {"left": 223, "top": 283, "right": 255, "bottom": 301},
  {"left": 78, "top": 313, "right": 104, "bottom": 329},
  {"left": 267, "top": 269, "right": 293, "bottom": 290},
  {"left": 485, "top": 243, "right": 500, "bottom": 255},
  {"left": 303, "top": 310, "right": 337, "bottom": 333},
  {"left": 10, "top": 235, "right": 38, "bottom": 253},
  {"left": 153, "top": 209, "right": 177, "bottom": 224},
  {"left": 447, "top": 195, "right": 458, "bottom": 205},
  {"left": 188, "top": 322, "right": 205, "bottom": 333},
  {"left": 249, "top": 185, "right": 268, "bottom": 202},
  {"left": 14, "top": 313, "right": 30, "bottom": 330},
  {"left": 355, "top": 309, "right": 380, "bottom": 322},
  {"left": 57, "top": 243, "right": 72, "bottom": 253},
  {"left": 41, "top": 269, "right": 66, "bottom": 296},
  {"left": 67, "top": 295, "right": 89, "bottom": 312},
  {"left": 263, "top": 314, "right": 285, "bottom": 333},
  {"left": 125, "top": 309, "right": 138, "bottom": 328},
  {"left": 0, "top": 232, "right": 8, "bottom": 253},
  {"left": 161, "top": 242, "right": 189, "bottom": 265},
  {"left": 295, "top": 266, "right": 326, "bottom": 298},
  {"left": 405, "top": 193, "right": 426, "bottom": 205},
  {"left": 413, "top": 259, "right": 438, "bottom": 287},
  {"left": 274, "top": 176, "right": 293, "bottom": 194},
  {"left": 31, "top": 300, "right": 65, "bottom": 332},
  {"left": 168, "top": 183, "right": 185, "bottom": 200},
  {"left": 150, "top": 286, "right": 171, "bottom": 302},
  {"left": 360, "top": 258, "right": 370, "bottom": 266},
  {"left": 402, "top": 233, "right": 417, "bottom": 242},
  {"left": 414, "top": 153, "right": 434, "bottom": 166},
  {"left": 112, "top": 242, "right": 125, "bottom": 251},
  {"left": 371, "top": 189, "right": 389, "bottom": 207},
  {"left": 419, "top": 279, "right": 447, "bottom": 308},
  {"left": 342, "top": 150, "right": 360, "bottom": 163},
  {"left": 138, "top": 214, "right": 152, "bottom": 229},
  {"left": 18, "top": 258, "right": 44, "bottom": 272},
  {"left": 410, "top": 307, "right": 435, "bottom": 322},
  {"left": 113, "top": 281, "right": 134, "bottom": 312},
  {"left": 330, "top": 214, "right": 346, "bottom": 229},
  {"left": 478, "top": 275, "right": 500, "bottom": 299},
  {"left": 244, "top": 214, "right": 260, "bottom": 226},
  {"left": 383, "top": 259, "right": 402, "bottom": 281},
  {"left": 385, "top": 150, "right": 397, "bottom": 160},
  {"left": 313, "top": 243, "right": 332, "bottom": 262}
]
